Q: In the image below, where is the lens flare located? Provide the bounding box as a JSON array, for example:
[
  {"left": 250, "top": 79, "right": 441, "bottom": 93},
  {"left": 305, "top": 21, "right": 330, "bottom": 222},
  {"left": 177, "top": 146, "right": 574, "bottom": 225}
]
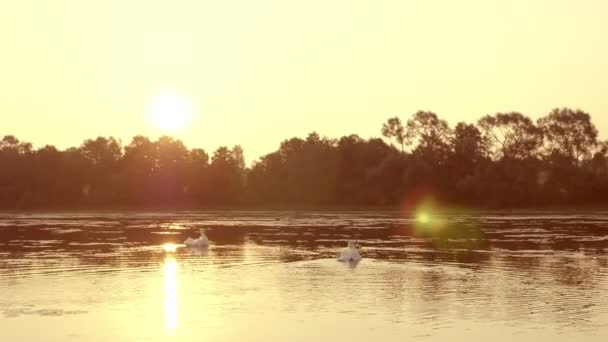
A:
[
  {"left": 417, "top": 211, "right": 431, "bottom": 224},
  {"left": 412, "top": 203, "right": 447, "bottom": 237}
]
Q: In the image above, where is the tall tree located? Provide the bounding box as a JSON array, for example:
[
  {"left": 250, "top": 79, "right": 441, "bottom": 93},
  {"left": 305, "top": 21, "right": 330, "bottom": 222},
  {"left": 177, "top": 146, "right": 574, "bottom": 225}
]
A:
[
  {"left": 452, "top": 122, "right": 488, "bottom": 161},
  {"left": 0, "top": 136, "right": 33, "bottom": 208},
  {"left": 121, "top": 136, "right": 157, "bottom": 204},
  {"left": 478, "top": 112, "right": 543, "bottom": 160},
  {"left": 406, "top": 111, "right": 452, "bottom": 164},
  {"left": 152, "top": 136, "right": 191, "bottom": 204},
  {"left": 207, "top": 146, "right": 246, "bottom": 204},
  {"left": 537, "top": 108, "right": 598, "bottom": 163},
  {"left": 381, "top": 117, "right": 408, "bottom": 152},
  {"left": 448, "top": 122, "right": 489, "bottom": 202},
  {"left": 79, "top": 137, "right": 122, "bottom": 167}
]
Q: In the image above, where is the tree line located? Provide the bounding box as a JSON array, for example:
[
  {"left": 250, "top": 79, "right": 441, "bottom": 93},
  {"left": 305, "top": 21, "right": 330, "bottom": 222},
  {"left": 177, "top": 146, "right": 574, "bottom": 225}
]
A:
[{"left": 2, "top": 108, "right": 608, "bottom": 209}]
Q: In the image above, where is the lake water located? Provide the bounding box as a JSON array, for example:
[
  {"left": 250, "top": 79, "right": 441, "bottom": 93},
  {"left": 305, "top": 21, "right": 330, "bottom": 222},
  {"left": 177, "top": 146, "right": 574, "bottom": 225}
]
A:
[{"left": 1, "top": 211, "right": 608, "bottom": 341}]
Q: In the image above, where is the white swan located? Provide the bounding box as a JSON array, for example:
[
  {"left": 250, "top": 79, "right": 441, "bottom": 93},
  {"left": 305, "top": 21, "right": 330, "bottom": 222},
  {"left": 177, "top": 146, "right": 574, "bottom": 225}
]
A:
[
  {"left": 338, "top": 240, "right": 362, "bottom": 262},
  {"left": 184, "top": 228, "right": 209, "bottom": 247}
]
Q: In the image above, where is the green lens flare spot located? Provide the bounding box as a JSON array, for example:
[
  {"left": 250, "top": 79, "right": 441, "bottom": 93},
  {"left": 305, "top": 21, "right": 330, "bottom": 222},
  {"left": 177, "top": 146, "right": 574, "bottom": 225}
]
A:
[{"left": 417, "top": 212, "right": 431, "bottom": 224}]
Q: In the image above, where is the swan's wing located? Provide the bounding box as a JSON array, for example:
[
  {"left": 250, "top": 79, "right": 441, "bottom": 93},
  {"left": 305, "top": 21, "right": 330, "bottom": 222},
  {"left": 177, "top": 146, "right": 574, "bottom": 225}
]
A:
[
  {"left": 338, "top": 248, "right": 351, "bottom": 261},
  {"left": 338, "top": 248, "right": 362, "bottom": 261},
  {"left": 350, "top": 249, "right": 362, "bottom": 261}
]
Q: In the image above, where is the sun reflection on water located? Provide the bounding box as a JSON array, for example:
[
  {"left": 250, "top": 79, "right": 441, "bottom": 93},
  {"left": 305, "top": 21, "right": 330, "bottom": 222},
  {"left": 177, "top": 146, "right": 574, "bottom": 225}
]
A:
[
  {"left": 163, "top": 243, "right": 180, "bottom": 253},
  {"left": 163, "top": 256, "right": 179, "bottom": 332}
]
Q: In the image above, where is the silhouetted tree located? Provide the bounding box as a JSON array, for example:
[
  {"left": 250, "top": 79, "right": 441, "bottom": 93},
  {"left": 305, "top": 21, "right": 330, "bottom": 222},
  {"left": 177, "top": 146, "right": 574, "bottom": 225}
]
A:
[
  {"left": 381, "top": 117, "right": 408, "bottom": 152},
  {"left": 207, "top": 146, "right": 246, "bottom": 204},
  {"left": 187, "top": 148, "right": 210, "bottom": 202},
  {"left": 0, "top": 136, "right": 33, "bottom": 208},
  {"left": 336, "top": 135, "right": 393, "bottom": 204},
  {"left": 478, "top": 112, "right": 543, "bottom": 160},
  {"left": 1, "top": 108, "right": 607, "bottom": 209},
  {"left": 78, "top": 137, "right": 122, "bottom": 204},
  {"left": 538, "top": 108, "right": 598, "bottom": 164},
  {"left": 447, "top": 123, "right": 490, "bottom": 203},
  {"left": 452, "top": 123, "right": 488, "bottom": 161},
  {"left": 407, "top": 111, "right": 452, "bottom": 166}
]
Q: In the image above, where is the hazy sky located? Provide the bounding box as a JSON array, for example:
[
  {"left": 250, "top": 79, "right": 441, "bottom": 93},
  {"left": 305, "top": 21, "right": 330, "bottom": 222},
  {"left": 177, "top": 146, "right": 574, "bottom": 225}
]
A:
[{"left": 1, "top": 0, "right": 607, "bottom": 163}]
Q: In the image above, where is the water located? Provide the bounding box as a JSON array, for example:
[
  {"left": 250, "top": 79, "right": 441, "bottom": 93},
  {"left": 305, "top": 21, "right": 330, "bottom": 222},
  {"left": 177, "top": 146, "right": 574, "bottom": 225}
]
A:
[{"left": 1, "top": 211, "right": 608, "bottom": 341}]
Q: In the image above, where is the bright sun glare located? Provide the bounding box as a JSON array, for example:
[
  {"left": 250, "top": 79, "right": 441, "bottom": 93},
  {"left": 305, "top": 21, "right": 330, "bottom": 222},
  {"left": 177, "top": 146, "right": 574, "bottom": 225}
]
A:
[
  {"left": 148, "top": 91, "right": 194, "bottom": 132},
  {"left": 162, "top": 243, "right": 179, "bottom": 253}
]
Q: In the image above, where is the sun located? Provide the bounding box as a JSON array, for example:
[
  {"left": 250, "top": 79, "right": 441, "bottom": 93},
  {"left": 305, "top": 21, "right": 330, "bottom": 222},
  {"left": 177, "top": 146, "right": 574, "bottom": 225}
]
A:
[{"left": 147, "top": 91, "right": 194, "bottom": 132}]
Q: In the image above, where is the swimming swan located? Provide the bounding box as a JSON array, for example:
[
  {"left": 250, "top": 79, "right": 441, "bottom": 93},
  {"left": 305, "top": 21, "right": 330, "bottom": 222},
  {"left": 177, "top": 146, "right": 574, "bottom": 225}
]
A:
[
  {"left": 338, "top": 240, "right": 361, "bottom": 262},
  {"left": 184, "top": 228, "right": 209, "bottom": 247}
]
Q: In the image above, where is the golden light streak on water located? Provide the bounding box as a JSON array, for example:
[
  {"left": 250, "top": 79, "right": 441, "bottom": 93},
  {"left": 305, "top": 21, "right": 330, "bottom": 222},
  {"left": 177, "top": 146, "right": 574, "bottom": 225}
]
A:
[{"left": 163, "top": 256, "right": 179, "bottom": 332}]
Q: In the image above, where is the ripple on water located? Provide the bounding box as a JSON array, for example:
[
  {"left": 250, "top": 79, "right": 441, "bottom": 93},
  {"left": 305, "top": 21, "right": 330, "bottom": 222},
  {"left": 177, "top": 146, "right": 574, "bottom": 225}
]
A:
[{"left": 3, "top": 308, "right": 88, "bottom": 318}]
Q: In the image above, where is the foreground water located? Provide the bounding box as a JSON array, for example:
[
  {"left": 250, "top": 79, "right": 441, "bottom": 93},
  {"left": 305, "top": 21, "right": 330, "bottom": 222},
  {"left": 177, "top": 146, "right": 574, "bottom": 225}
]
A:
[{"left": 1, "top": 211, "right": 607, "bottom": 341}]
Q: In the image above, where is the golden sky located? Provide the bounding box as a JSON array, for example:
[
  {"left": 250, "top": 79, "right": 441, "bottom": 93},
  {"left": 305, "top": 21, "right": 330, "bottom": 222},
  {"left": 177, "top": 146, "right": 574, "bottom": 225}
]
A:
[{"left": 1, "top": 0, "right": 607, "bottom": 162}]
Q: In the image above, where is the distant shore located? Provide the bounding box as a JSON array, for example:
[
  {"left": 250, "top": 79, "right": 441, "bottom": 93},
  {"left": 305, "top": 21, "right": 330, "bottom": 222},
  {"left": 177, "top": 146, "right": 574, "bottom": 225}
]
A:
[{"left": 2, "top": 203, "right": 607, "bottom": 213}]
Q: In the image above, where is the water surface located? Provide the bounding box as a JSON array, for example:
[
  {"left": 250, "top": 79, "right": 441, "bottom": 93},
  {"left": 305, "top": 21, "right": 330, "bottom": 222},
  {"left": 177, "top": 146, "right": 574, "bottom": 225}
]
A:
[{"left": 1, "top": 211, "right": 607, "bottom": 341}]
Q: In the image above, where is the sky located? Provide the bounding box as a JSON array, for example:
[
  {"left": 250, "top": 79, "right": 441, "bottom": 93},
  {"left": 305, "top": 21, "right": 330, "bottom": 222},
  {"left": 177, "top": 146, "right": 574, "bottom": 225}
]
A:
[{"left": 1, "top": 0, "right": 607, "bottom": 163}]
